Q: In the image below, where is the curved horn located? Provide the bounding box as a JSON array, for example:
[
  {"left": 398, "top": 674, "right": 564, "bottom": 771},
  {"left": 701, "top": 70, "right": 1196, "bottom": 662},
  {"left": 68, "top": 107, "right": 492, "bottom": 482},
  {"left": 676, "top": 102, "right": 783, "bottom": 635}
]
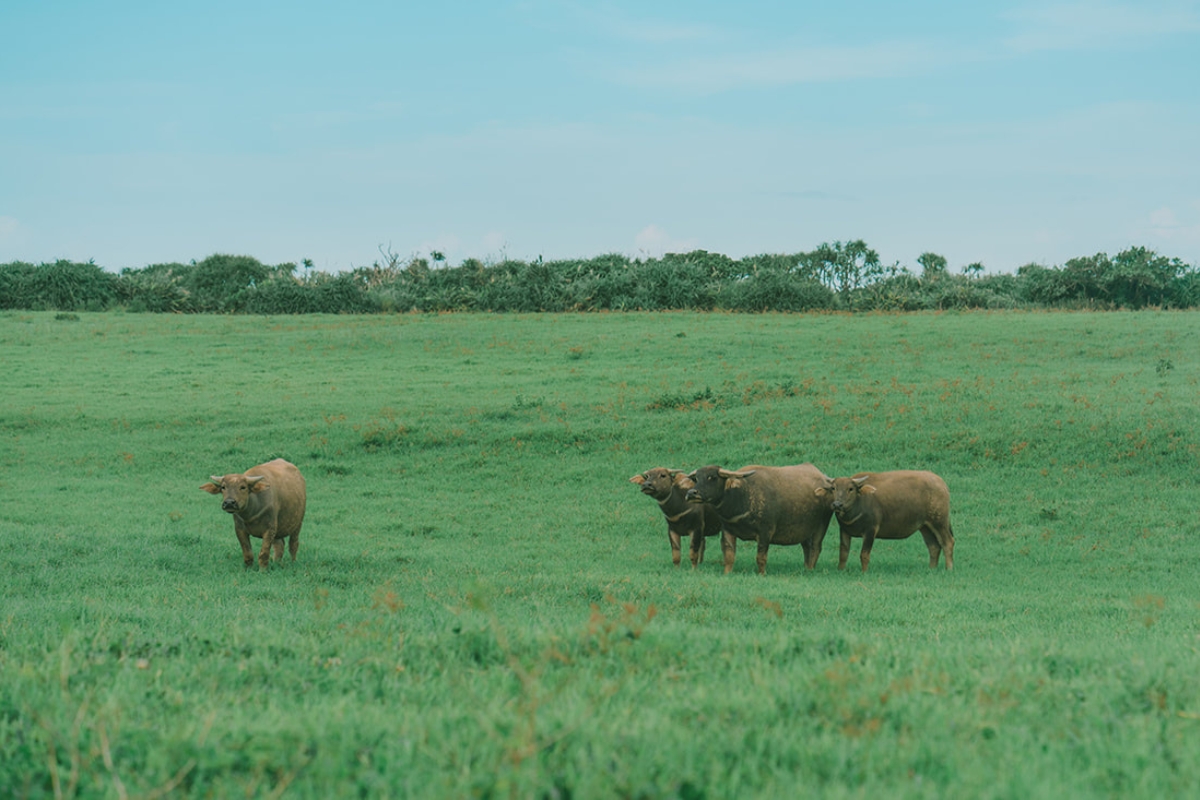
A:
[
  {"left": 210, "top": 475, "right": 224, "bottom": 484},
  {"left": 246, "top": 475, "right": 266, "bottom": 486},
  {"left": 718, "top": 469, "right": 757, "bottom": 479}
]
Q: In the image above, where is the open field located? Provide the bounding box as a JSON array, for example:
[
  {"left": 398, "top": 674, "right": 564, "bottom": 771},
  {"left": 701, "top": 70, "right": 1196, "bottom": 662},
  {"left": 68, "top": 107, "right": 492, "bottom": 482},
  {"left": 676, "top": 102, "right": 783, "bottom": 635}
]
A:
[{"left": 2, "top": 309, "right": 1199, "bottom": 798}]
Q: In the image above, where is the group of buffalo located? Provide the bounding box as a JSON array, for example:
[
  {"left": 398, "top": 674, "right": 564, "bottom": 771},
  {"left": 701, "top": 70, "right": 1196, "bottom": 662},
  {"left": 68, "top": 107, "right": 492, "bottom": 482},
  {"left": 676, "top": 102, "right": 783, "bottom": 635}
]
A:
[
  {"left": 631, "top": 464, "right": 955, "bottom": 573},
  {"left": 198, "top": 457, "right": 953, "bottom": 576}
]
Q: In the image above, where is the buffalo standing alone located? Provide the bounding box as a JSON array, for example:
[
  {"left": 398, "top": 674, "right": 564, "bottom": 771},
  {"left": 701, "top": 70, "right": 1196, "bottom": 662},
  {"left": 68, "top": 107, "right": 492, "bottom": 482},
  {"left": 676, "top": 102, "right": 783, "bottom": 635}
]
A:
[{"left": 201, "top": 458, "right": 307, "bottom": 569}]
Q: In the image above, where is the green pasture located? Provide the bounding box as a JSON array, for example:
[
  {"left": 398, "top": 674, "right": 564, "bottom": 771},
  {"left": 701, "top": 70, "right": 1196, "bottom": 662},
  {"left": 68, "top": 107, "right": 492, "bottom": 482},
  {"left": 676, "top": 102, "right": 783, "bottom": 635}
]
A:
[{"left": 1, "top": 309, "right": 1199, "bottom": 798}]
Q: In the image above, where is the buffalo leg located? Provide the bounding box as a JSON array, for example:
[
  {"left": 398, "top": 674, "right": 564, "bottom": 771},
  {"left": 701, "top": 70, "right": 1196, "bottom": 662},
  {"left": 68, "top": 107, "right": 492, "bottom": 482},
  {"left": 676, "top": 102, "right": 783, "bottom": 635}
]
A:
[
  {"left": 921, "top": 523, "right": 955, "bottom": 570},
  {"left": 859, "top": 530, "right": 876, "bottom": 572},
  {"left": 755, "top": 537, "right": 770, "bottom": 575},
  {"left": 234, "top": 525, "right": 254, "bottom": 568},
  {"left": 668, "top": 530, "right": 682, "bottom": 567},
  {"left": 802, "top": 536, "right": 822, "bottom": 570},
  {"left": 941, "top": 525, "right": 955, "bottom": 571},
  {"left": 258, "top": 527, "right": 277, "bottom": 569},
  {"left": 273, "top": 540, "right": 285, "bottom": 561},
  {"left": 721, "top": 531, "right": 736, "bottom": 574},
  {"left": 289, "top": 532, "right": 300, "bottom": 561},
  {"left": 689, "top": 531, "right": 705, "bottom": 568},
  {"left": 838, "top": 529, "right": 852, "bottom": 570},
  {"left": 920, "top": 528, "right": 942, "bottom": 568}
]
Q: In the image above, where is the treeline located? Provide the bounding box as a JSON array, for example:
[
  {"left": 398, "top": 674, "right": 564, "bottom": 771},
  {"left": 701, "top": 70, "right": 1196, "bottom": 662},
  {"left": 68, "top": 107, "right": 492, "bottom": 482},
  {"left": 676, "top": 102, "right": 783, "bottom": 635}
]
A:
[{"left": 2, "top": 241, "right": 1198, "bottom": 314}]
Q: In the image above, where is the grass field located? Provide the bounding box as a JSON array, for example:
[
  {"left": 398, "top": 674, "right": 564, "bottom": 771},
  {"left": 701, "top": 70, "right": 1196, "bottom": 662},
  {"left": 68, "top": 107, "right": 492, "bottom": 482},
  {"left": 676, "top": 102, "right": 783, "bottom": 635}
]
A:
[{"left": 2, "top": 309, "right": 1199, "bottom": 798}]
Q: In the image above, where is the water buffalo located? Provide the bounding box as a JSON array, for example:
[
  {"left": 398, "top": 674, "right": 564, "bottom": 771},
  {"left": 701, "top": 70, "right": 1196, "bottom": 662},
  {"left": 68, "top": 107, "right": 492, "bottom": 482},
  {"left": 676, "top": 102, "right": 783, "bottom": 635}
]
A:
[
  {"left": 819, "top": 470, "right": 954, "bottom": 571},
  {"left": 630, "top": 468, "right": 722, "bottom": 568},
  {"left": 200, "top": 458, "right": 307, "bottom": 569},
  {"left": 686, "top": 463, "right": 833, "bottom": 574}
]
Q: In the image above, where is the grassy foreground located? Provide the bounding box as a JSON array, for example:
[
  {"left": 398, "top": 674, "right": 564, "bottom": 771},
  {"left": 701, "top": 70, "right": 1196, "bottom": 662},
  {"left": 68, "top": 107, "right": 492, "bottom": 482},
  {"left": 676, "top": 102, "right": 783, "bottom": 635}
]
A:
[{"left": 1, "top": 309, "right": 1199, "bottom": 798}]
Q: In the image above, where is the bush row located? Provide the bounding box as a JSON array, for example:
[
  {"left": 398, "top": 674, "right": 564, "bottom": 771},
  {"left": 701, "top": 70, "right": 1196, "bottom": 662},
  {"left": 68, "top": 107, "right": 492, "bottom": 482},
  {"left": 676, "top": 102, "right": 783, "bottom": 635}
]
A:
[{"left": 2, "top": 244, "right": 1198, "bottom": 314}]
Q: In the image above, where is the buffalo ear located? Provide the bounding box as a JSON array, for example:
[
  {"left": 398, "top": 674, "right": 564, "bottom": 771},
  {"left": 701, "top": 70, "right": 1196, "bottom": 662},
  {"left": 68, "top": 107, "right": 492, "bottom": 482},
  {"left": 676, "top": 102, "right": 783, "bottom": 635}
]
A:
[
  {"left": 629, "top": 474, "right": 645, "bottom": 485},
  {"left": 200, "top": 482, "right": 221, "bottom": 495},
  {"left": 860, "top": 485, "right": 877, "bottom": 495},
  {"left": 814, "top": 487, "right": 827, "bottom": 497}
]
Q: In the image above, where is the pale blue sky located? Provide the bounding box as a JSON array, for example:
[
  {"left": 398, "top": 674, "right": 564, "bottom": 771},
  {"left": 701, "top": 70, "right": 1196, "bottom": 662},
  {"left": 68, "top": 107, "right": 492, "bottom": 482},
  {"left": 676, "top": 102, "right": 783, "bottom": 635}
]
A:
[{"left": 2, "top": 1, "right": 1198, "bottom": 273}]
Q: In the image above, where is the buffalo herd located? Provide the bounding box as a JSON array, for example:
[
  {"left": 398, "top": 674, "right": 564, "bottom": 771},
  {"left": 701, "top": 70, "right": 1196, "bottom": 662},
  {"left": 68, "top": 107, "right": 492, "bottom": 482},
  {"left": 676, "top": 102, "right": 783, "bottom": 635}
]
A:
[
  {"left": 632, "top": 463, "right": 954, "bottom": 573},
  {"left": 198, "top": 456, "right": 952, "bottom": 575}
]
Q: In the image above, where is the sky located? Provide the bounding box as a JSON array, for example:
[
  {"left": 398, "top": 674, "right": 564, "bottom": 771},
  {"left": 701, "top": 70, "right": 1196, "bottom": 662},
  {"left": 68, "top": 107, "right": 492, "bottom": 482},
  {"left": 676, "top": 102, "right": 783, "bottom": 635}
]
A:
[{"left": 2, "top": 1, "right": 1198, "bottom": 275}]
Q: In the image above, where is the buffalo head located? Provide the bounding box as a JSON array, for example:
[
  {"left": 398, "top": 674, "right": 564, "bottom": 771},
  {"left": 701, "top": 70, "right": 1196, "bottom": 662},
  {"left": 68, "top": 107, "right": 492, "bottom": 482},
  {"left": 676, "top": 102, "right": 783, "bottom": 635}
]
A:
[
  {"left": 630, "top": 468, "right": 689, "bottom": 501},
  {"left": 201, "top": 473, "right": 268, "bottom": 514},
  {"left": 685, "top": 465, "right": 756, "bottom": 505},
  {"left": 819, "top": 475, "right": 873, "bottom": 518}
]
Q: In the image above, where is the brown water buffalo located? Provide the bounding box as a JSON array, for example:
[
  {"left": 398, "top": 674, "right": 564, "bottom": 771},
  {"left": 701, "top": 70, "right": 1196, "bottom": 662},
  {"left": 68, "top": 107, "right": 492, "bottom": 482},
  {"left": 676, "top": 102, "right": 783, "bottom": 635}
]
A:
[
  {"left": 200, "top": 458, "right": 307, "bottom": 569},
  {"left": 630, "top": 468, "right": 722, "bottom": 568},
  {"left": 686, "top": 463, "right": 833, "bottom": 574},
  {"left": 818, "top": 470, "right": 954, "bottom": 571}
]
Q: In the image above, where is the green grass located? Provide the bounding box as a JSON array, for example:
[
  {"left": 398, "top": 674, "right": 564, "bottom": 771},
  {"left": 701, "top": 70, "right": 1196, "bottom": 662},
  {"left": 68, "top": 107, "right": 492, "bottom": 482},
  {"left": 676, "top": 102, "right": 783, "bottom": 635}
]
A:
[{"left": 2, "top": 309, "right": 1199, "bottom": 798}]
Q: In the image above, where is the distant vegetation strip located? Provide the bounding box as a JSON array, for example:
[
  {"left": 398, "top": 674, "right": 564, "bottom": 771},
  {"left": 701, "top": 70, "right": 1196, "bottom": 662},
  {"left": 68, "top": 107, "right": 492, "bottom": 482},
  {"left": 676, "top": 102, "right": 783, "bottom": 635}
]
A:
[{"left": 2, "top": 240, "right": 1198, "bottom": 313}]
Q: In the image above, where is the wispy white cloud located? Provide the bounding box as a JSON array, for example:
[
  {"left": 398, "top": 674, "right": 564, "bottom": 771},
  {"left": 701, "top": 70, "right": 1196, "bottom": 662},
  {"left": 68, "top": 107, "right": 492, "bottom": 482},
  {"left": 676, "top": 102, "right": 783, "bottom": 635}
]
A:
[
  {"left": 612, "top": 40, "right": 940, "bottom": 93},
  {"left": 0, "top": 215, "right": 32, "bottom": 261},
  {"left": 1003, "top": 1, "right": 1200, "bottom": 52},
  {"left": 599, "top": 17, "right": 717, "bottom": 44},
  {"left": 1146, "top": 203, "right": 1200, "bottom": 253},
  {"left": 1149, "top": 207, "right": 1180, "bottom": 231},
  {"left": 481, "top": 231, "right": 509, "bottom": 259},
  {"left": 0, "top": 216, "right": 23, "bottom": 244},
  {"left": 634, "top": 224, "right": 697, "bottom": 257},
  {"left": 556, "top": 1, "right": 718, "bottom": 43}
]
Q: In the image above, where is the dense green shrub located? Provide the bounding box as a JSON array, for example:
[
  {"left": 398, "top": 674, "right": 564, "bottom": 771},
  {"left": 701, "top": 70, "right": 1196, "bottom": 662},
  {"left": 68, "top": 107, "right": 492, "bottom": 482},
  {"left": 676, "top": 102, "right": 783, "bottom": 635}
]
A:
[
  {"left": 239, "top": 276, "right": 320, "bottom": 314},
  {"left": 565, "top": 255, "right": 640, "bottom": 310},
  {"left": 0, "top": 261, "right": 33, "bottom": 309},
  {"left": 239, "top": 272, "right": 384, "bottom": 314},
  {"left": 1018, "top": 247, "right": 1192, "bottom": 309},
  {"left": 628, "top": 259, "right": 714, "bottom": 310},
  {"left": 117, "top": 263, "right": 194, "bottom": 312},
  {"left": 1, "top": 244, "right": 1196, "bottom": 313},
  {"left": 1170, "top": 270, "right": 1200, "bottom": 308},
  {"left": 719, "top": 267, "right": 833, "bottom": 312},
  {"left": 311, "top": 272, "right": 382, "bottom": 314},
  {"left": 662, "top": 249, "right": 742, "bottom": 281},
  {"left": 0, "top": 259, "right": 117, "bottom": 310},
  {"left": 185, "top": 254, "right": 272, "bottom": 312}
]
